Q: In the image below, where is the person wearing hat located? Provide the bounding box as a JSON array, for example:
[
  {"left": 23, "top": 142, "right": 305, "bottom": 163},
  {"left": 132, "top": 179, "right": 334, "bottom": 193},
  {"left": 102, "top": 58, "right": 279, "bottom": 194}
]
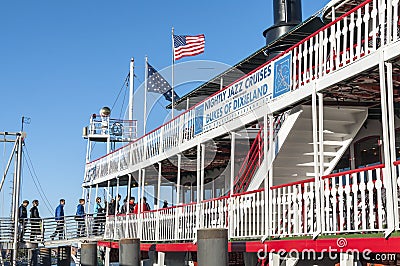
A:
[{"left": 18, "top": 200, "right": 29, "bottom": 241}]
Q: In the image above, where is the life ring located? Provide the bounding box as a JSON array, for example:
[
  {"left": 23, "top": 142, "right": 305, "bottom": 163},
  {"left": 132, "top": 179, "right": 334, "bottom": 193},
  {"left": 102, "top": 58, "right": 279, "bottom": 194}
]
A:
[{"left": 111, "top": 122, "right": 123, "bottom": 136}]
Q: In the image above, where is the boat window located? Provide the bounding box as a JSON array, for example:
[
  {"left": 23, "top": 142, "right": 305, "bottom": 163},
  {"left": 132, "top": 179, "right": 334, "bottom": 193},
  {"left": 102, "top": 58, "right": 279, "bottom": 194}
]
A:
[{"left": 354, "top": 136, "right": 381, "bottom": 168}]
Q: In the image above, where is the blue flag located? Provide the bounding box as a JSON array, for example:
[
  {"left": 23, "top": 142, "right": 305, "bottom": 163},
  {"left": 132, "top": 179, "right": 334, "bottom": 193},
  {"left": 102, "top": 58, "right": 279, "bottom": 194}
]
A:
[{"left": 147, "top": 63, "right": 180, "bottom": 102}]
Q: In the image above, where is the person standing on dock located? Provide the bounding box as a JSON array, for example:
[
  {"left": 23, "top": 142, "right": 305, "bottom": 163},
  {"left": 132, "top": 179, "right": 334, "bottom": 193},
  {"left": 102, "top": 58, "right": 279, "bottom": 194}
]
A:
[
  {"left": 75, "top": 199, "right": 86, "bottom": 237},
  {"left": 29, "top": 200, "right": 41, "bottom": 241},
  {"left": 18, "top": 200, "right": 29, "bottom": 242},
  {"left": 50, "top": 199, "right": 65, "bottom": 240}
]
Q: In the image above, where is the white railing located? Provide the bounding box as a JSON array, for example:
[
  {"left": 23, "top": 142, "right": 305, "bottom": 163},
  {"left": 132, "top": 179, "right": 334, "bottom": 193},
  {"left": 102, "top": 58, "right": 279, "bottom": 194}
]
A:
[
  {"left": 229, "top": 189, "right": 265, "bottom": 239},
  {"left": 87, "top": 116, "right": 138, "bottom": 141},
  {"left": 270, "top": 178, "right": 317, "bottom": 237},
  {"left": 0, "top": 218, "right": 13, "bottom": 243},
  {"left": 394, "top": 161, "right": 400, "bottom": 230},
  {"left": 103, "top": 189, "right": 265, "bottom": 242},
  {"left": 322, "top": 164, "right": 387, "bottom": 234},
  {"left": 11, "top": 214, "right": 105, "bottom": 243},
  {"left": 85, "top": 0, "right": 400, "bottom": 184},
  {"left": 101, "top": 163, "right": 396, "bottom": 242}
]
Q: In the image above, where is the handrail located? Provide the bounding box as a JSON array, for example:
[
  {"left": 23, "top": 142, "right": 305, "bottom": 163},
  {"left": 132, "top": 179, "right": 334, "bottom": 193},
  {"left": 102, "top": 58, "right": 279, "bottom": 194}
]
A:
[
  {"left": 231, "top": 188, "right": 264, "bottom": 197},
  {"left": 393, "top": 160, "right": 400, "bottom": 166},
  {"left": 106, "top": 188, "right": 265, "bottom": 218},
  {"left": 270, "top": 177, "right": 315, "bottom": 190},
  {"left": 322, "top": 164, "right": 385, "bottom": 179}
]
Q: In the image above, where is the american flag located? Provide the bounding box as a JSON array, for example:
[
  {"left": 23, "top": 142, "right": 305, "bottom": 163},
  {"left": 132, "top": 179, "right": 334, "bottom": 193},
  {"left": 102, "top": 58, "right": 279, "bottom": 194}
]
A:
[
  {"left": 147, "top": 62, "right": 180, "bottom": 102},
  {"left": 173, "top": 34, "right": 205, "bottom": 61}
]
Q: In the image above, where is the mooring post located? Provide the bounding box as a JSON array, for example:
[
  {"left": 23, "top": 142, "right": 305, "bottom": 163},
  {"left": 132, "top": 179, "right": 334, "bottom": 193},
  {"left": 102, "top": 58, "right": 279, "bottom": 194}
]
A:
[
  {"left": 28, "top": 248, "right": 39, "bottom": 266},
  {"left": 197, "top": 228, "right": 228, "bottom": 266},
  {"left": 80, "top": 242, "right": 97, "bottom": 266},
  {"left": 119, "top": 238, "right": 140, "bottom": 266},
  {"left": 38, "top": 248, "right": 51, "bottom": 266},
  {"left": 57, "top": 246, "right": 71, "bottom": 266}
]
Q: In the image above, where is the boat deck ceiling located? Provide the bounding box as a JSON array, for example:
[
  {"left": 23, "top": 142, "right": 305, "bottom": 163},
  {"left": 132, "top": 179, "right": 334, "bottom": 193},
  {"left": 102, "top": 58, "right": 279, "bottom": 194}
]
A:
[
  {"left": 322, "top": 0, "right": 369, "bottom": 23},
  {"left": 323, "top": 62, "right": 400, "bottom": 104},
  {"left": 96, "top": 132, "right": 259, "bottom": 188}
]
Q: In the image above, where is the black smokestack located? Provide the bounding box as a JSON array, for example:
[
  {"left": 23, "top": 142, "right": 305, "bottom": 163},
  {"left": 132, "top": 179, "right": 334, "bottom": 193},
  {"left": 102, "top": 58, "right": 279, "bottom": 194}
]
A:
[{"left": 263, "top": 0, "right": 302, "bottom": 57}]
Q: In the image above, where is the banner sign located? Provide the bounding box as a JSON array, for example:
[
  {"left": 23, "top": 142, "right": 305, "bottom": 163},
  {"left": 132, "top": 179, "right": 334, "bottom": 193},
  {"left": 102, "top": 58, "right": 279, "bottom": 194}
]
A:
[{"left": 194, "top": 52, "right": 292, "bottom": 135}]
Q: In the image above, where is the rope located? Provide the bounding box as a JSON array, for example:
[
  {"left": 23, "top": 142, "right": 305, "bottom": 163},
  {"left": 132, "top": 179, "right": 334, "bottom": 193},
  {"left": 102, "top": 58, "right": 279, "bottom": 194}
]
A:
[
  {"left": 111, "top": 74, "right": 130, "bottom": 111},
  {"left": 1, "top": 136, "right": 5, "bottom": 216},
  {"left": 22, "top": 145, "right": 53, "bottom": 214}
]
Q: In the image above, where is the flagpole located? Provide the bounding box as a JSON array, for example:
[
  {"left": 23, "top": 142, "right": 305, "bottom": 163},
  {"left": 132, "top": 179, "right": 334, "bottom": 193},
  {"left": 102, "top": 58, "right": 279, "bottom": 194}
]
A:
[
  {"left": 171, "top": 27, "right": 175, "bottom": 119},
  {"left": 129, "top": 58, "right": 135, "bottom": 139},
  {"left": 144, "top": 55, "right": 148, "bottom": 135},
  {"left": 129, "top": 58, "right": 134, "bottom": 121}
]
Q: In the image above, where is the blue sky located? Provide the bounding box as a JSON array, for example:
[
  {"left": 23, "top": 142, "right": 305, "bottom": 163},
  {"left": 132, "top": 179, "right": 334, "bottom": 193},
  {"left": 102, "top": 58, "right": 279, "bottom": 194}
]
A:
[{"left": 0, "top": 0, "right": 330, "bottom": 216}]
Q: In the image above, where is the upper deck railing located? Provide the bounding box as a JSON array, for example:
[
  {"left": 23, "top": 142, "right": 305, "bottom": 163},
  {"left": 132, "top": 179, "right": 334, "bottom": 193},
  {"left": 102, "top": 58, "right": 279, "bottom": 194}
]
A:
[{"left": 85, "top": 0, "right": 399, "bottom": 183}]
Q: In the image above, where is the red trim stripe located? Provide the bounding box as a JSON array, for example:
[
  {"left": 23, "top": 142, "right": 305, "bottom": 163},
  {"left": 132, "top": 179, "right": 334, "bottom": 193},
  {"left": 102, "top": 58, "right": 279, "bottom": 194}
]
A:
[{"left": 98, "top": 236, "right": 400, "bottom": 253}]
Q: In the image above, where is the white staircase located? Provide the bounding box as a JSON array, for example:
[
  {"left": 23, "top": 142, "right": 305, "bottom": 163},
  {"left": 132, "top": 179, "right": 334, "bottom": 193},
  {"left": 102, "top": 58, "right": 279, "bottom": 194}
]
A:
[{"left": 247, "top": 105, "right": 368, "bottom": 189}]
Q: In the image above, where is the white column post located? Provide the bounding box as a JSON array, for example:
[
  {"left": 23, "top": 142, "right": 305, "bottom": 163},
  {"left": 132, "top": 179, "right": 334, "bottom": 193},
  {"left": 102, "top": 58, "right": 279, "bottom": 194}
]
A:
[
  {"left": 177, "top": 154, "right": 182, "bottom": 204},
  {"left": 186, "top": 98, "right": 190, "bottom": 110},
  {"left": 88, "top": 186, "right": 92, "bottom": 214},
  {"left": 157, "top": 163, "right": 162, "bottom": 209},
  {"left": 104, "top": 247, "right": 110, "bottom": 266},
  {"left": 141, "top": 169, "right": 146, "bottom": 240},
  {"left": 267, "top": 114, "right": 273, "bottom": 237},
  {"left": 385, "top": 62, "right": 399, "bottom": 229},
  {"left": 113, "top": 177, "right": 120, "bottom": 238},
  {"left": 379, "top": 58, "right": 396, "bottom": 236},
  {"left": 229, "top": 132, "right": 236, "bottom": 239},
  {"left": 201, "top": 143, "right": 206, "bottom": 202},
  {"left": 137, "top": 169, "right": 142, "bottom": 240},
  {"left": 125, "top": 174, "right": 132, "bottom": 237},
  {"left": 230, "top": 132, "right": 236, "bottom": 193},
  {"left": 127, "top": 174, "right": 132, "bottom": 210},
  {"left": 156, "top": 163, "right": 162, "bottom": 241},
  {"left": 11, "top": 135, "right": 22, "bottom": 266},
  {"left": 196, "top": 143, "right": 201, "bottom": 231},
  {"left": 115, "top": 179, "right": 120, "bottom": 216},
  {"left": 196, "top": 144, "right": 201, "bottom": 203},
  {"left": 106, "top": 181, "right": 110, "bottom": 217},
  {"left": 312, "top": 90, "right": 322, "bottom": 238},
  {"left": 95, "top": 184, "right": 99, "bottom": 207},
  {"left": 141, "top": 169, "right": 146, "bottom": 212},
  {"left": 137, "top": 170, "right": 142, "bottom": 211},
  {"left": 318, "top": 92, "right": 325, "bottom": 233},
  {"left": 175, "top": 154, "right": 182, "bottom": 240}
]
